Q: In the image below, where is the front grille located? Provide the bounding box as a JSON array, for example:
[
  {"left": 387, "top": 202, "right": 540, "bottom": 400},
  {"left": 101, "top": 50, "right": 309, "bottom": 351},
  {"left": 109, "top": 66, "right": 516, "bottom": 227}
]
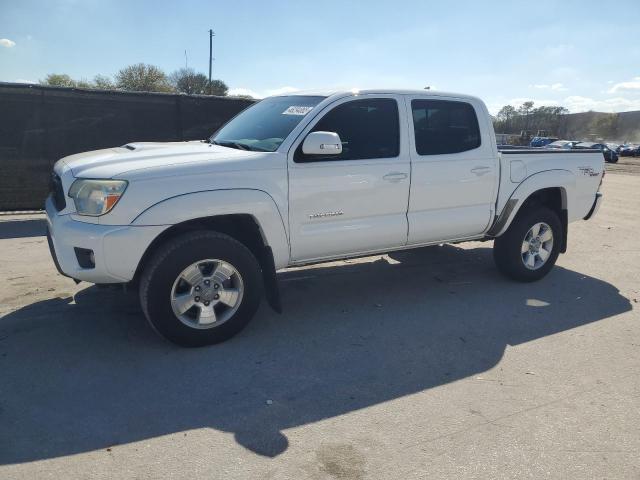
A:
[{"left": 50, "top": 172, "right": 66, "bottom": 211}]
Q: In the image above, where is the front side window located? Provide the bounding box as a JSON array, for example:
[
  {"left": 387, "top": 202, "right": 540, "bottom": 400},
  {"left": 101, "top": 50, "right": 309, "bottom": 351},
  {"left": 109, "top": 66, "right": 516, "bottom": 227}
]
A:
[
  {"left": 411, "top": 99, "right": 481, "bottom": 155},
  {"left": 211, "top": 95, "right": 325, "bottom": 152},
  {"left": 296, "top": 98, "right": 400, "bottom": 162}
]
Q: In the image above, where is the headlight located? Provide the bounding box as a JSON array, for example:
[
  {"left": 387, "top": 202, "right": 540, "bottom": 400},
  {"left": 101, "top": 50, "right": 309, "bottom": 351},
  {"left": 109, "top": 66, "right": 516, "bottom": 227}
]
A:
[{"left": 68, "top": 179, "right": 128, "bottom": 216}]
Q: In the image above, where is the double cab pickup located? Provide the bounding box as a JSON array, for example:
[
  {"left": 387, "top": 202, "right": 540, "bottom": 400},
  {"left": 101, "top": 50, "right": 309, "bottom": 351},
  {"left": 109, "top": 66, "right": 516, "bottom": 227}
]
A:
[{"left": 46, "top": 89, "right": 604, "bottom": 346}]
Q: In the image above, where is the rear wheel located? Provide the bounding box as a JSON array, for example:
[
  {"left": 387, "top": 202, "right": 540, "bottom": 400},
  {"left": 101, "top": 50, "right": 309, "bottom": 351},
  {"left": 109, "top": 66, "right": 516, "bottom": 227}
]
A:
[
  {"left": 493, "top": 206, "right": 562, "bottom": 282},
  {"left": 139, "top": 231, "right": 262, "bottom": 347}
]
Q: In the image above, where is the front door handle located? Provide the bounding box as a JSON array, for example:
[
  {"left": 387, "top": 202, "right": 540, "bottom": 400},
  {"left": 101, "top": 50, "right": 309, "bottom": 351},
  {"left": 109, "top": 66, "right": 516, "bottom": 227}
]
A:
[
  {"left": 383, "top": 172, "right": 408, "bottom": 182},
  {"left": 470, "top": 166, "right": 491, "bottom": 176}
]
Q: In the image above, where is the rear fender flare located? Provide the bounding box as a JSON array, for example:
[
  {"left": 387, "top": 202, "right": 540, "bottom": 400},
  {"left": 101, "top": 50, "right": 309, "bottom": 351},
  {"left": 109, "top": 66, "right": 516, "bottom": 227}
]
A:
[{"left": 490, "top": 170, "right": 574, "bottom": 237}]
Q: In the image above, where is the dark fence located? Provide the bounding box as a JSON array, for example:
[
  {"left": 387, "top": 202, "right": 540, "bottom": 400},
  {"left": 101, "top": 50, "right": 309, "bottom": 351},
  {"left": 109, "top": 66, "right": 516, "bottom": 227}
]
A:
[{"left": 0, "top": 83, "right": 254, "bottom": 211}]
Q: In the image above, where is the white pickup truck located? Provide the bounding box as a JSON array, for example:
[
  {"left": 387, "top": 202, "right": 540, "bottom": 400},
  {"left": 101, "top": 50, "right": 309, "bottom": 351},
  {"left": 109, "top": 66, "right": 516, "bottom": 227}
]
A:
[{"left": 46, "top": 89, "right": 604, "bottom": 346}]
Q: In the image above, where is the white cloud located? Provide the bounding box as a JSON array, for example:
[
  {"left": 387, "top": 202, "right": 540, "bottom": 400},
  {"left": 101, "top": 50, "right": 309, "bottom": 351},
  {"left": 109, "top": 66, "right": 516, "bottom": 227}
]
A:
[
  {"left": 227, "top": 87, "right": 261, "bottom": 98},
  {"left": 607, "top": 77, "right": 640, "bottom": 94},
  {"left": 265, "top": 86, "right": 299, "bottom": 96},
  {"left": 530, "top": 83, "right": 568, "bottom": 91},
  {"left": 563, "top": 95, "right": 640, "bottom": 113},
  {"left": 491, "top": 94, "right": 640, "bottom": 114},
  {"left": 228, "top": 86, "right": 300, "bottom": 99},
  {"left": 15, "top": 79, "right": 36, "bottom": 84},
  {"left": 0, "top": 38, "right": 16, "bottom": 48}
]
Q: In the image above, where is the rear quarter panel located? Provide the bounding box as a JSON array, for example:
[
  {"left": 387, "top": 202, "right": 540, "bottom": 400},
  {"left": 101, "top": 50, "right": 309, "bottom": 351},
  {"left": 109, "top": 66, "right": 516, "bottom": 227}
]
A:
[{"left": 494, "top": 150, "right": 603, "bottom": 234}]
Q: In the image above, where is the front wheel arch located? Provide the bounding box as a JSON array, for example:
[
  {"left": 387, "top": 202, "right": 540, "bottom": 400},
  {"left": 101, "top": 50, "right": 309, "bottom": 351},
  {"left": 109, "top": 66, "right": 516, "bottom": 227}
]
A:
[{"left": 132, "top": 215, "right": 282, "bottom": 313}]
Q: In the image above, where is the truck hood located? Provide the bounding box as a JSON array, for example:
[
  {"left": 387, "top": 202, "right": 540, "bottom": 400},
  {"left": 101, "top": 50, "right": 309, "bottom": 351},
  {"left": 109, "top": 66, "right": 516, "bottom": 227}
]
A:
[{"left": 56, "top": 141, "right": 261, "bottom": 179}]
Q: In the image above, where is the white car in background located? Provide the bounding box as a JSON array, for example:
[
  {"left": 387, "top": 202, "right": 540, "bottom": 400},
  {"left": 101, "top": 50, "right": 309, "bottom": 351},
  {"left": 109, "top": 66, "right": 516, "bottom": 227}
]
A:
[{"left": 545, "top": 140, "right": 580, "bottom": 149}]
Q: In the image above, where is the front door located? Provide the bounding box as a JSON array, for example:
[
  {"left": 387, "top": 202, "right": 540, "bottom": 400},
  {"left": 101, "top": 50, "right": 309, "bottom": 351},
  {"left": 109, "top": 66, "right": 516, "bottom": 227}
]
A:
[{"left": 288, "top": 95, "right": 411, "bottom": 263}]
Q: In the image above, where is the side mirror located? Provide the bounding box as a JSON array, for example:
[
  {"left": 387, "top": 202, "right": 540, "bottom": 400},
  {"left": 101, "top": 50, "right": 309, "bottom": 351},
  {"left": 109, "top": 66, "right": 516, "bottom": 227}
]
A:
[{"left": 302, "top": 131, "right": 343, "bottom": 155}]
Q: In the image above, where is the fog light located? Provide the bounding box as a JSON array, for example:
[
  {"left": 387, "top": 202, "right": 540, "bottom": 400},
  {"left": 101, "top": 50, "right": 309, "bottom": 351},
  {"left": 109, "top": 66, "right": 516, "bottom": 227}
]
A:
[{"left": 74, "top": 247, "right": 95, "bottom": 269}]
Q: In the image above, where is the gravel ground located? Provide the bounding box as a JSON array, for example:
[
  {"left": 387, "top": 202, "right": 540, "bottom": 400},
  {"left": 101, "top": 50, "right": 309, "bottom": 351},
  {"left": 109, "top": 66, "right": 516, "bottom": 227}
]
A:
[
  {"left": 605, "top": 156, "right": 640, "bottom": 176},
  {"left": 0, "top": 171, "right": 638, "bottom": 480}
]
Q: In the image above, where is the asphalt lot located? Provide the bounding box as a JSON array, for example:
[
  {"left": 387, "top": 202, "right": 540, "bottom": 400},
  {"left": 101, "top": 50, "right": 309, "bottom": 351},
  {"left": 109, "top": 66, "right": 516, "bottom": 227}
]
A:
[{"left": 0, "top": 171, "right": 639, "bottom": 479}]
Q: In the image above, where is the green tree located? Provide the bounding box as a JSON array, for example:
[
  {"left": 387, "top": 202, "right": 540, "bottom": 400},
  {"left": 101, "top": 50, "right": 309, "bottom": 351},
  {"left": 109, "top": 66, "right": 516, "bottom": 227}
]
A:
[
  {"left": 493, "top": 102, "right": 569, "bottom": 137},
  {"left": 115, "top": 63, "right": 173, "bottom": 93},
  {"left": 518, "top": 101, "right": 535, "bottom": 132},
  {"left": 93, "top": 74, "right": 114, "bottom": 89},
  {"left": 208, "top": 79, "right": 228, "bottom": 96},
  {"left": 518, "top": 101, "right": 534, "bottom": 115},
  {"left": 41, "top": 73, "right": 76, "bottom": 87},
  {"left": 495, "top": 105, "right": 517, "bottom": 132},
  {"left": 497, "top": 105, "right": 516, "bottom": 121},
  {"left": 529, "top": 105, "right": 568, "bottom": 135},
  {"left": 169, "top": 68, "right": 210, "bottom": 95},
  {"left": 41, "top": 73, "right": 117, "bottom": 90},
  {"left": 75, "top": 79, "right": 94, "bottom": 89}
]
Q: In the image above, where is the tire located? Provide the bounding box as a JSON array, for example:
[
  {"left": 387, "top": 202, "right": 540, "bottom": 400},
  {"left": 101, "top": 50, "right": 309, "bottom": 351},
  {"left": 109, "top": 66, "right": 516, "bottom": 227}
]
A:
[
  {"left": 493, "top": 206, "right": 562, "bottom": 282},
  {"left": 139, "top": 231, "right": 263, "bottom": 347}
]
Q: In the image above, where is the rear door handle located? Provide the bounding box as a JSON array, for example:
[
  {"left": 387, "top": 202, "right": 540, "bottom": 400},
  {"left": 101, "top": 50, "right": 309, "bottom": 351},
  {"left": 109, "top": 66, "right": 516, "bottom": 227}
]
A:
[
  {"left": 383, "top": 172, "right": 408, "bottom": 182},
  {"left": 471, "top": 166, "right": 491, "bottom": 176}
]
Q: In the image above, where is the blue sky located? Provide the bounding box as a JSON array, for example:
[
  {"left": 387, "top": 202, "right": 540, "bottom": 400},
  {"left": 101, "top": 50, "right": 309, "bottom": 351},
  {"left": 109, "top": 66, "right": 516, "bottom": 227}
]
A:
[{"left": 2, "top": 0, "right": 640, "bottom": 113}]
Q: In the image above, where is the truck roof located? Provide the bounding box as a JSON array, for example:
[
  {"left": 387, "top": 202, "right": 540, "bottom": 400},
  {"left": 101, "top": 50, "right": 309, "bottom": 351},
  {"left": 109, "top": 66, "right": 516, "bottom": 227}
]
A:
[{"left": 273, "top": 88, "right": 483, "bottom": 102}]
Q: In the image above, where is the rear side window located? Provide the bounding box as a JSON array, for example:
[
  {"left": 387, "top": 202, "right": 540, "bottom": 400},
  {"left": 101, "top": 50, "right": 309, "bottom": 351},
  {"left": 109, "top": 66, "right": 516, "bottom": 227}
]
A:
[
  {"left": 411, "top": 99, "right": 481, "bottom": 155},
  {"left": 296, "top": 98, "right": 400, "bottom": 162}
]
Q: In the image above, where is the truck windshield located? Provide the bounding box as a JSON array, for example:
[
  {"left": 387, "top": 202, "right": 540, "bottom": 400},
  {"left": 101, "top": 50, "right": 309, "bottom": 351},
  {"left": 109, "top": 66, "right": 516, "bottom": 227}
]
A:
[{"left": 210, "top": 96, "right": 325, "bottom": 152}]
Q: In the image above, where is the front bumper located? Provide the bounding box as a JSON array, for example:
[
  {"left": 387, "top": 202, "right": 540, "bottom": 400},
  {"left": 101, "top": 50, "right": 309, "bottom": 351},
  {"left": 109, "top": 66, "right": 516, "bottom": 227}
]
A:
[
  {"left": 45, "top": 196, "right": 167, "bottom": 283},
  {"left": 583, "top": 192, "right": 603, "bottom": 220}
]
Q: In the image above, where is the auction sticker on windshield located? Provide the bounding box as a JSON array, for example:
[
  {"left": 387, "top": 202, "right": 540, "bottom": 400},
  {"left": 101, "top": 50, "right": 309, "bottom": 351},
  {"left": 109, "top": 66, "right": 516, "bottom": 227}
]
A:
[{"left": 282, "top": 106, "right": 314, "bottom": 115}]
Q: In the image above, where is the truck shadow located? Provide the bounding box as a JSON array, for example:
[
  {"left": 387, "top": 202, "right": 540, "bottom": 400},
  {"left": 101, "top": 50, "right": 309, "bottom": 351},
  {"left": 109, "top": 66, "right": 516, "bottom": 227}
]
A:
[
  {"left": 0, "top": 218, "right": 46, "bottom": 239},
  {"left": 0, "top": 245, "right": 632, "bottom": 464}
]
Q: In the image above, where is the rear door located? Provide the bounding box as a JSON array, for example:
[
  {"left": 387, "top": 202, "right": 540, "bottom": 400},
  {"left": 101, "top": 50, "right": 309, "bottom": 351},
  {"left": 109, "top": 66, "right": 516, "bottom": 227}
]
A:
[
  {"left": 287, "top": 94, "right": 411, "bottom": 262},
  {"left": 405, "top": 95, "right": 498, "bottom": 244}
]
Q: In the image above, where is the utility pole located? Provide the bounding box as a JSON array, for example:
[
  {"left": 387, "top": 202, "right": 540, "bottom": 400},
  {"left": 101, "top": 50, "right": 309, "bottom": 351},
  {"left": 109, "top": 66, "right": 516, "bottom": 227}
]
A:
[{"left": 208, "top": 29, "right": 215, "bottom": 95}]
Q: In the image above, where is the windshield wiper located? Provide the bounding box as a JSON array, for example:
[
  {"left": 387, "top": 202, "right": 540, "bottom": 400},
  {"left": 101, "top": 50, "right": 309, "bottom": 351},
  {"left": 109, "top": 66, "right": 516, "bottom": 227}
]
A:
[
  {"left": 210, "top": 140, "right": 253, "bottom": 151},
  {"left": 211, "top": 140, "right": 272, "bottom": 152}
]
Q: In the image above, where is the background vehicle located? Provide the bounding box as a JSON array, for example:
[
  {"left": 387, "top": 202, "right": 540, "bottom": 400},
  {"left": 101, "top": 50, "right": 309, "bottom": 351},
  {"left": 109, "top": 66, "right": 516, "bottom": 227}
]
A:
[
  {"left": 545, "top": 140, "right": 580, "bottom": 149},
  {"left": 575, "top": 142, "right": 619, "bottom": 163},
  {"left": 45, "top": 89, "right": 605, "bottom": 347},
  {"left": 619, "top": 144, "right": 640, "bottom": 157},
  {"left": 530, "top": 136, "right": 558, "bottom": 147}
]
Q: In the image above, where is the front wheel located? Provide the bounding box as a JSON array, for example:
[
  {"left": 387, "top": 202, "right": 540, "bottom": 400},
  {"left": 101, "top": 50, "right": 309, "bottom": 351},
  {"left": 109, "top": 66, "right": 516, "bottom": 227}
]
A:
[
  {"left": 139, "top": 231, "right": 263, "bottom": 347},
  {"left": 493, "top": 206, "right": 562, "bottom": 282}
]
